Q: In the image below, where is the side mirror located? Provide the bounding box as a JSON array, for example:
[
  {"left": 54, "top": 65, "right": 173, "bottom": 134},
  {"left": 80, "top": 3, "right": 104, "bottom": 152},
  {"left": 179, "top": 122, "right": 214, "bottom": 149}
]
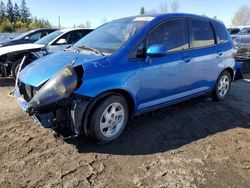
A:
[
  {"left": 146, "top": 44, "right": 167, "bottom": 57},
  {"left": 56, "top": 38, "right": 67, "bottom": 45},
  {"left": 24, "top": 36, "right": 30, "bottom": 40}
]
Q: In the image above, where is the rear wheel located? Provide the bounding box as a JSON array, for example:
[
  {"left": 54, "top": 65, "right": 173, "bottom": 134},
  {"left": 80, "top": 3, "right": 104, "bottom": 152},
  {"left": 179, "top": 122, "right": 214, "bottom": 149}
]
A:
[
  {"left": 212, "top": 70, "right": 231, "bottom": 101},
  {"left": 88, "top": 95, "right": 129, "bottom": 144}
]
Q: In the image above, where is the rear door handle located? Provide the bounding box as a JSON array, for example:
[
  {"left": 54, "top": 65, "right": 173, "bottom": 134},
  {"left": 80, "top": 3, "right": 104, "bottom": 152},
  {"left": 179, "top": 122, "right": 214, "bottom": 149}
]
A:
[
  {"left": 217, "top": 51, "right": 223, "bottom": 56},
  {"left": 182, "top": 56, "right": 191, "bottom": 63}
]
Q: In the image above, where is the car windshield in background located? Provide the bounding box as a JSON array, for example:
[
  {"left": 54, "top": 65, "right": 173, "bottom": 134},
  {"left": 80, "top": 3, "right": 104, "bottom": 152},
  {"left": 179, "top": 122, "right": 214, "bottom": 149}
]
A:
[
  {"left": 74, "top": 17, "right": 154, "bottom": 53},
  {"left": 35, "top": 30, "right": 63, "bottom": 45},
  {"left": 12, "top": 30, "right": 35, "bottom": 40},
  {"left": 237, "top": 28, "right": 250, "bottom": 35}
]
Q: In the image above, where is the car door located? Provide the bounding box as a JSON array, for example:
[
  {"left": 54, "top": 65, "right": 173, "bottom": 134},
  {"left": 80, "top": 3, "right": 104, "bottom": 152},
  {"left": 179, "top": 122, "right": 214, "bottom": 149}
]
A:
[
  {"left": 49, "top": 30, "right": 87, "bottom": 53},
  {"left": 48, "top": 31, "right": 73, "bottom": 53},
  {"left": 135, "top": 18, "right": 190, "bottom": 111},
  {"left": 183, "top": 19, "right": 218, "bottom": 92}
]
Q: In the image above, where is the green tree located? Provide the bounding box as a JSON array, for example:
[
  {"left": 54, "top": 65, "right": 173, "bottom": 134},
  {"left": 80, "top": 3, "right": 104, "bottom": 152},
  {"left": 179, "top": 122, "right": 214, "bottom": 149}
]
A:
[
  {"left": 0, "top": 1, "right": 5, "bottom": 19},
  {"left": 0, "top": 0, "right": 52, "bottom": 32},
  {"left": 0, "top": 18, "right": 14, "bottom": 32},
  {"left": 140, "top": 6, "right": 145, "bottom": 15},
  {"left": 13, "top": 3, "right": 20, "bottom": 22},
  {"left": 78, "top": 21, "right": 91, "bottom": 28},
  {"left": 6, "top": 0, "right": 14, "bottom": 22},
  {"left": 20, "top": 0, "right": 31, "bottom": 22}
]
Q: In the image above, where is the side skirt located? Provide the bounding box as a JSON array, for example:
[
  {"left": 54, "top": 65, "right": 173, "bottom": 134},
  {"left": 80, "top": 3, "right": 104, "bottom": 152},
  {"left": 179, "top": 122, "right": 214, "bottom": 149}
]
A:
[{"left": 134, "top": 90, "right": 211, "bottom": 116}]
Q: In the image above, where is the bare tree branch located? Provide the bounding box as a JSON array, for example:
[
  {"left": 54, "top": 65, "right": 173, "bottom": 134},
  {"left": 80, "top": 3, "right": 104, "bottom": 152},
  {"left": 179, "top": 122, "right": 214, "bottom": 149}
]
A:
[
  {"left": 171, "top": 0, "right": 179, "bottom": 13},
  {"left": 231, "top": 5, "right": 250, "bottom": 26}
]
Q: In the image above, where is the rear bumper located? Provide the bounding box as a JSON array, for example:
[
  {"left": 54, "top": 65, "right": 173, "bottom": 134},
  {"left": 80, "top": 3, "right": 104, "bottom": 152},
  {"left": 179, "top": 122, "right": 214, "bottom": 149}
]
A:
[{"left": 13, "top": 87, "right": 90, "bottom": 138}]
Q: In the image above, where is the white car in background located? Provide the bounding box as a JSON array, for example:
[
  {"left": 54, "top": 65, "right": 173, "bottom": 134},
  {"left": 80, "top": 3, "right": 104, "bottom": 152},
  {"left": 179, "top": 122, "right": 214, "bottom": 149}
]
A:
[{"left": 0, "top": 28, "right": 92, "bottom": 78}]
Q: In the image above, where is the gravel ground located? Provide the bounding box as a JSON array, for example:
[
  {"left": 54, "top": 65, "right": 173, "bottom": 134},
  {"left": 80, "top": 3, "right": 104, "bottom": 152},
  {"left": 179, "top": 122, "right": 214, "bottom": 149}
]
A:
[{"left": 0, "top": 76, "right": 249, "bottom": 188}]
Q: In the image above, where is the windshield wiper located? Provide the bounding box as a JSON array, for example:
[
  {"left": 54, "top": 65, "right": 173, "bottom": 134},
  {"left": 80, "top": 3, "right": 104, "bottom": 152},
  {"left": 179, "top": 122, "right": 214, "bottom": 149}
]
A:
[{"left": 77, "top": 45, "right": 105, "bottom": 56}]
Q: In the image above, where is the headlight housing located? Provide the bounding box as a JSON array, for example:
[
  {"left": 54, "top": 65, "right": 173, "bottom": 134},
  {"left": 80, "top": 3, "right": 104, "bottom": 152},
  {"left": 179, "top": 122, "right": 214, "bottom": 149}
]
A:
[{"left": 29, "top": 65, "right": 78, "bottom": 109}]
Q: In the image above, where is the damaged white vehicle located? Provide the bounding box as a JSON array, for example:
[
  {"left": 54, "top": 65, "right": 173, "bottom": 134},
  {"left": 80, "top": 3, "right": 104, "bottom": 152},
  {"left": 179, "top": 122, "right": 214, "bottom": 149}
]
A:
[{"left": 0, "top": 28, "right": 92, "bottom": 79}]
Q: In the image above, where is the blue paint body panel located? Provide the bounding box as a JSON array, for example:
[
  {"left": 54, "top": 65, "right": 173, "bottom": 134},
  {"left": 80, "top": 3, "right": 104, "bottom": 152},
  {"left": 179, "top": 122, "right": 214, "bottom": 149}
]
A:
[{"left": 19, "top": 13, "right": 236, "bottom": 115}]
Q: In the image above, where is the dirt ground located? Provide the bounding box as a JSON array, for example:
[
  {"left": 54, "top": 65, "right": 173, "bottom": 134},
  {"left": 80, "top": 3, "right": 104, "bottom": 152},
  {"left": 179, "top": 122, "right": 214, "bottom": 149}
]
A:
[{"left": 0, "top": 76, "right": 249, "bottom": 188}]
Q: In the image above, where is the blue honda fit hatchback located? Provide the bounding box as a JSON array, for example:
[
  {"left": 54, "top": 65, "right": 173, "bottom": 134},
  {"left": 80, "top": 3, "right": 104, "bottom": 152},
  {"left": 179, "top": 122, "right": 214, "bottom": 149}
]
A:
[{"left": 14, "top": 13, "right": 235, "bottom": 144}]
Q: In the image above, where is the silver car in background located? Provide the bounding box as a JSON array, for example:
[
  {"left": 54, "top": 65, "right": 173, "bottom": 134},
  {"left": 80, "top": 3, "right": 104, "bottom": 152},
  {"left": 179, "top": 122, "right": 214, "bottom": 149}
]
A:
[{"left": 233, "top": 35, "right": 250, "bottom": 60}]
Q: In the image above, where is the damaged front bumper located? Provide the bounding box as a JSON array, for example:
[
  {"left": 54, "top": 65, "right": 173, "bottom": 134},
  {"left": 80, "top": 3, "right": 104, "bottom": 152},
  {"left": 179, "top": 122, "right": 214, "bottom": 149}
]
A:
[{"left": 13, "top": 87, "right": 90, "bottom": 139}]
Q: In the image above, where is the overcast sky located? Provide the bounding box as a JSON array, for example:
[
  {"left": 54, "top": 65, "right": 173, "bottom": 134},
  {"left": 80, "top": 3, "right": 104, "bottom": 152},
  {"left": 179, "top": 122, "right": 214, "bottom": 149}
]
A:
[{"left": 3, "top": 0, "right": 250, "bottom": 28}]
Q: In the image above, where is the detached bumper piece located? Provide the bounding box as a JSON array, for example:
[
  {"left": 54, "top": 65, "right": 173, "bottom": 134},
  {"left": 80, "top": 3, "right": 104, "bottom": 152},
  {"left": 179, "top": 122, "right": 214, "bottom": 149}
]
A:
[
  {"left": 235, "top": 48, "right": 250, "bottom": 61},
  {"left": 14, "top": 87, "right": 90, "bottom": 139}
]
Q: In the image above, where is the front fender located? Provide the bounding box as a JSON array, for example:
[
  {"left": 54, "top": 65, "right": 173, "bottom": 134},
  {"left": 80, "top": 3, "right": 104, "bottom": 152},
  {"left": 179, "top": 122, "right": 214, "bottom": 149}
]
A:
[{"left": 73, "top": 62, "right": 141, "bottom": 110}]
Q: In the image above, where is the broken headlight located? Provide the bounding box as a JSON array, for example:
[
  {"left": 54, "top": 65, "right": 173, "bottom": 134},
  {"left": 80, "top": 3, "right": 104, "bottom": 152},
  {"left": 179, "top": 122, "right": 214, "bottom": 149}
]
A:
[{"left": 29, "top": 65, "right": 78, "bottom": 109}]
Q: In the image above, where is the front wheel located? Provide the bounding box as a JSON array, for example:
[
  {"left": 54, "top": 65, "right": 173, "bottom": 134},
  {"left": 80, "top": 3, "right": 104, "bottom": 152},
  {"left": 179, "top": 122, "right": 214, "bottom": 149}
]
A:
[
  {"left": 212, "top": 70, "right": 232, "bottom": 101},
  {"left": 11, "top": 59, "right": 22, "bottom": 80},
  {"left": 88, "top": 95, "right": 129, "bottom": 144}
]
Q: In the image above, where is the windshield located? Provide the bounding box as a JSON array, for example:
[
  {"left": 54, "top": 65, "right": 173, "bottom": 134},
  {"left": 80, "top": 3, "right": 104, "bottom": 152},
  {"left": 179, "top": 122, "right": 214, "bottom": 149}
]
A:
[
  {"left": 13, "top": 30, "right": 36, "bottom": 40},
  {"left": 35, "top": 30, "right": 63, "bottom": 45},
  {"left": 74, "top": 17, "right": 154, "bottom": 53}
]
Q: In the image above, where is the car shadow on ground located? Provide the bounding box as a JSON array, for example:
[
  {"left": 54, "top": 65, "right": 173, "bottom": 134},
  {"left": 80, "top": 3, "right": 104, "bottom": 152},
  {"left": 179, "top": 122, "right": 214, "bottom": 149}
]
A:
[
  {"left": 66, "top": 87, "right": 250, "bottom": 155},
  {"left": 2, "top": 75, "right": 249, "bottom": 155},
  {"left": 0, "top": 77, "right": 15, "bottom": 87}
]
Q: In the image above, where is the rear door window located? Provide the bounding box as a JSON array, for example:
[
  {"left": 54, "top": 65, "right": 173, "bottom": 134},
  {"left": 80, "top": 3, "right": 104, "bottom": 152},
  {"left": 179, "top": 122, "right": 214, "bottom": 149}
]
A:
[
  {"left": 67, "top": 30, "right": 86, "bottom": 44},
  {"left": 29, "top": 32, "right": 42, "bottom": 41},
  {"left": 41, "top": 31, "right": 49, "bottom": 38},
  {"left": 213, "top": 22, "right": 227, "bottom": 43},
  {"left": 147, "top": 18, "right": 189, "bottom": 53},
  {"left": 191, "top": 20, "right": 215, "bottom": 48}
]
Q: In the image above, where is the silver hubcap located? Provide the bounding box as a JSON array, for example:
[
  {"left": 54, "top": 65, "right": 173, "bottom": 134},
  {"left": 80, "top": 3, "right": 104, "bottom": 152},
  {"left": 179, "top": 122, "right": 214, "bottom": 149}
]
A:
[
  {"left": 218, "top": 75, "right": 230, "bottom": 97},
  {"left": 100, "top": 103, "right": 125, "bottom": 138}
]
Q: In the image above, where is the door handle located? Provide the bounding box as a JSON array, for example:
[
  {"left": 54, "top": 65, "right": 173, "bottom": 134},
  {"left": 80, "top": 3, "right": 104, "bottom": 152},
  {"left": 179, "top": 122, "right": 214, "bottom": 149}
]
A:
[
  {"left": 182, "top": 56, "right": 191, "bottom": 63},
  {"left": 217, "top": 51, "right": 223, "bottom": 56}
]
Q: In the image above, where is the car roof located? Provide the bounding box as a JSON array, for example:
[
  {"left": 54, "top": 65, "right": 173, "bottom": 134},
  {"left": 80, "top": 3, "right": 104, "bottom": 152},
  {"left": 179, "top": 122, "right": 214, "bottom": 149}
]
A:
[
  {"left": 58, "top": 28, "right": 93, "bottom": 33},
  {"left": 28, "top": 28, "right": 57, "bottom": 32},
  {"left": 117, "top": 13, "right": 217, "bottom": 22},
  {"left": 227, "top": 26, "right": 250, "bottom": 29}
]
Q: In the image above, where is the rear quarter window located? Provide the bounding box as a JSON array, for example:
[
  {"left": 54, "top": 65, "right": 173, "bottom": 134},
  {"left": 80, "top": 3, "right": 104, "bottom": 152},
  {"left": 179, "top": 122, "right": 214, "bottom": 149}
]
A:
[
  {"left": 213, "top": 22, "right": 228, "bottom": 43},
  {"left": 191, "top": 20, "right": 215, "bottom": 48}
]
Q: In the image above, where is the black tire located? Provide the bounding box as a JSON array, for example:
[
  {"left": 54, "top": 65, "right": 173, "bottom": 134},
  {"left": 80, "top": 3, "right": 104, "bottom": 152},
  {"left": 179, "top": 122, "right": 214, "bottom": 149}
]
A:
[
  {"left": 88, "top": 95, "right": 129, "bottom": 144},
  {"left": 212, "top": 70, "right": 232, "bottom": 101},
  {"left": 11, "top": 59, "right": 22, "bottom": 80}
]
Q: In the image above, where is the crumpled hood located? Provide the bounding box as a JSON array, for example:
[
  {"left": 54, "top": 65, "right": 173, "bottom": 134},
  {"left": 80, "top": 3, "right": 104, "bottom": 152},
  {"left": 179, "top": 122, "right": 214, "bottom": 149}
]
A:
[
  {"left": 0, "top": 43, "right": 45, "bottom": 56},
  {"left": 19, "top": 50, "right": 106, "bottom": 87}
]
